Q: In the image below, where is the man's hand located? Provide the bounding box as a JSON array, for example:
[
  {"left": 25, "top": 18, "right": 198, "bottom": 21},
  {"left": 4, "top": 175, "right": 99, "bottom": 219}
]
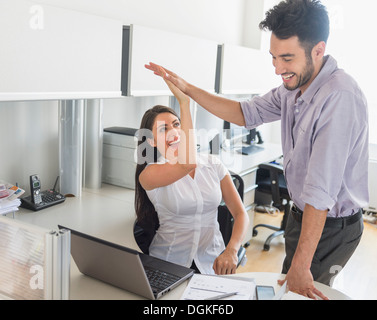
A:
[
  {"left": 145, "top": 62, "right": 189, "bottom": 94},
  {"left": 279, "top": 203, "right": 330, "bottom": 300},
  {"left": 278, "top": 266, "right": 329, "bottom": 300},
  {"left": 150, "top": 64, "right": 190, "bottom": 105}
]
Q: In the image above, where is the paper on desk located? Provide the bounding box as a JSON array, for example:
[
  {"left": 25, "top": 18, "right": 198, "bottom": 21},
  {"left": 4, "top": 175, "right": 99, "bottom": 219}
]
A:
[
  {"left": 181, "top": 274, "right": 256, "bottom": 300},
  {"left": 272, "top": 281, "right": 287, "bottom": 300},
  {"left": 0, "top": 180, "right": 25, "bottom": 201},
  {"left": 0, "top": 199, "right": 21, "bottom": 215}
]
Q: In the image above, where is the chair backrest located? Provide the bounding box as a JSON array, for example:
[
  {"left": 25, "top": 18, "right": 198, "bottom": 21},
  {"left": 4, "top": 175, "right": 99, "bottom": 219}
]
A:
[
  {"left": 217, "top": 173, "right": 243, "bottom": 246},
  {"left": 217, "top": 172, "right": 246, "bottom": 267},
  {"left": 256, "top": 162, "right": 290, "bottom": 208},
  {"left": 133, "top": 216, "right": 158, "bottom": 255}
]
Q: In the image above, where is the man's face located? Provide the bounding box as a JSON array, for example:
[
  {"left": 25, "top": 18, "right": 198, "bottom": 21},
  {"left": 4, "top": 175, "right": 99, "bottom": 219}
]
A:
[{"left": 270, "top": 34, "right": 315, "bottom": 92}]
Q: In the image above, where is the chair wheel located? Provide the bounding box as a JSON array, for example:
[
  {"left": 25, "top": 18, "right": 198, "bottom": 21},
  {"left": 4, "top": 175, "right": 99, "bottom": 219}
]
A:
[
  {"left": 263, "top": 244, "right": 270, "bottom": 251},
  {"left": 252, "top": 229, "right": 258, "bottom": 237}
]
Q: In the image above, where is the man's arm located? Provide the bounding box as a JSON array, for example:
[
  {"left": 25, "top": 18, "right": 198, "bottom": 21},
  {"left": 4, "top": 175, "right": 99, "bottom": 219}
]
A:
[
  {"left": 145, "top": 62, "right": 245, "bottom": 126},
  {"left": 279, "top": 203, "right": 329, "bottom": 300}
]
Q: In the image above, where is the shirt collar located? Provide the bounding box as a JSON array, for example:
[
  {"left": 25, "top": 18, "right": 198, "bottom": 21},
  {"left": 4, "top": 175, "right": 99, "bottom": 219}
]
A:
[{"left": 300, "top": 55, "right": 338, "bottom": 104}]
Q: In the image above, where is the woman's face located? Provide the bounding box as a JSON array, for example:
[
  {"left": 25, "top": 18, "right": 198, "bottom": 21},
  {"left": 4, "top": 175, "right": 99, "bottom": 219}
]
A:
[{"left": 150, "top": 112, "right": 181, "bottom": 159}]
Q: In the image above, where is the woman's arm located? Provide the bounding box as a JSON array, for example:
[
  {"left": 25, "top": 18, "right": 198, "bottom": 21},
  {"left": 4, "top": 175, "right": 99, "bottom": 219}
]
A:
[
  {"left": 213, "top": 174, "right": 249, "bottom": 275},
  {"left": 139, "top": 66, "right": 197, "bottom": 191}
]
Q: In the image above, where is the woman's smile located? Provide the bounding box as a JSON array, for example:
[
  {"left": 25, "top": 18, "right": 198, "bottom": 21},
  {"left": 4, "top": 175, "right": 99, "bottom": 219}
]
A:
[{"left": 167, "top": 136, "right": 180, "bottom": 149}]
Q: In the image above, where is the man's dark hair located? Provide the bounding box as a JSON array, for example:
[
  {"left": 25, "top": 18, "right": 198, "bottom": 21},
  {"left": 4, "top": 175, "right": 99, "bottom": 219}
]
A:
[{"left": 259, "top": 0, "right": 329, "bottom": 56}]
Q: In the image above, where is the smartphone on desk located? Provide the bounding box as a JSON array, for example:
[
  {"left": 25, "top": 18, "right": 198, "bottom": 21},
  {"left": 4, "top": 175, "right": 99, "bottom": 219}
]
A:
[
  {"left": 21, "top": 175, "right": 65, "bottom": 211},
  {"left": 256, "top": 285, "right": 275, "bottom": 300}
]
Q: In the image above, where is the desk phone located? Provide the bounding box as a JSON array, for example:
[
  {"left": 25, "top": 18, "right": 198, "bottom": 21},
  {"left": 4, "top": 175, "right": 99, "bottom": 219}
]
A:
[{"left": 20, "top": 175, "right": 65, "bottom": 211}]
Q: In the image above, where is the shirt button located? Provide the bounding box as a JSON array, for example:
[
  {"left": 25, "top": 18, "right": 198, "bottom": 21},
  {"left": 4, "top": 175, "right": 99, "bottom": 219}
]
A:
[{"left": 295, "top": 108, "right": 299, "bottom": 113}]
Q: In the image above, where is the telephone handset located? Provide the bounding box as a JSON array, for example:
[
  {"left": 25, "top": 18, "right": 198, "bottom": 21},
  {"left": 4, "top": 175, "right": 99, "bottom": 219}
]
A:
[
  {"left": 30, "top": 174, "right": 42, "bottom": 205},
  {"left": 21, "top": 175, "right": 65, "bottom": 211}
]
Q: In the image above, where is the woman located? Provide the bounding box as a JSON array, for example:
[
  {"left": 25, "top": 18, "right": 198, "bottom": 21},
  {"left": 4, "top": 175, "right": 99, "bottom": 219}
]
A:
[{"left": 135, "top": 66, "right": 248, "bottom": 275}]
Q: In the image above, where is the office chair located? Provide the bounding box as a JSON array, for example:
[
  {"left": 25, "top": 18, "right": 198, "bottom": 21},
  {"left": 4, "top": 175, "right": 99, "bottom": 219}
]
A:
[
  {"left": 217, "top": 173, "right": 247, "bottom": 267},
  {"left": 252, "top": 162, "right": 291, "bottom": 251},
  {"left": 133, "top": 172, "right": 246, "bottom": 268}
]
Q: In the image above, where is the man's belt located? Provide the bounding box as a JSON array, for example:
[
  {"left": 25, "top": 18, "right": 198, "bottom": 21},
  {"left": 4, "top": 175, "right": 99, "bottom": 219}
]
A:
[{"left": 291, "top": 204, "right": 362, "bottom": 229}]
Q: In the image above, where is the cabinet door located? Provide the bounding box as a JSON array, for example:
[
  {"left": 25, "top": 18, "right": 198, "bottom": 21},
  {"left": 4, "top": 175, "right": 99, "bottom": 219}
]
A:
[
  {"left": 0, "top": 0, "right": 123, "bottom": 101},
  {"left": 217, "top": 44, "right": 280, "bottom": 95},
  {"left": 122, "top": 24, "right": 218, "bottom": 96}
]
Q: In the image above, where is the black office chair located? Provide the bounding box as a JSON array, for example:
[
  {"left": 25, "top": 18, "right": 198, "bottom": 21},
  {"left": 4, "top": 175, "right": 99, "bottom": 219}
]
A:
[
  {"left": 133, "top": 172, "right": 246, "bottom": 268},
  {"left": 217, "top": 173, "right": 247, "bottom": 267},
  {"left": 252, "top": 162, "right": 291, "bottom": 251}
]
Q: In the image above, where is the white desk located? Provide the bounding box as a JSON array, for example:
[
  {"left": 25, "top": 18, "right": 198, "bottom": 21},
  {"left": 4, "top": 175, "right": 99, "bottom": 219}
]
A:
[
  {"left": 219, "top": 142, "right": 282, "bottom": 175},
  {"left": 13, "top": 183, "right": 350, "bottom": 300},
  {"left": 69, "top": 268, "right": 351, "bottom": 300}
]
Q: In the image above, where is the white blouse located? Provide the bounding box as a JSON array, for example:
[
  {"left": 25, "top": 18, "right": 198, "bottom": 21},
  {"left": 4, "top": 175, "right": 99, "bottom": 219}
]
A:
[{"left": 146, "top": 154, "right": 229, "bottom": 274}]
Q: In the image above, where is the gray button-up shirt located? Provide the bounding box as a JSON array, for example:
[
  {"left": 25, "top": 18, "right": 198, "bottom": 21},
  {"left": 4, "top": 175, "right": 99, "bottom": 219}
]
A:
[{"left": 241, "top": 55, "right": 369, "bottom": 217}]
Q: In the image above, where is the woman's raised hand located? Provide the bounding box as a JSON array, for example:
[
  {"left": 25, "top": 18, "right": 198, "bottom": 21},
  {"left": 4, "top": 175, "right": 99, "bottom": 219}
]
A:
[{"left": 145, "top": 62, "right": 189, "bottom": 104}]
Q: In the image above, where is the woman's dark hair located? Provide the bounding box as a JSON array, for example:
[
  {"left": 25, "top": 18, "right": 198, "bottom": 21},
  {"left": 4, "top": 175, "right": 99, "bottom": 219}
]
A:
[
  {"left": 259, "top": 0, "right": 329, "bottom": 57},
  {"left": 134, "top": 105, "right": 179, "bottom": 228}
]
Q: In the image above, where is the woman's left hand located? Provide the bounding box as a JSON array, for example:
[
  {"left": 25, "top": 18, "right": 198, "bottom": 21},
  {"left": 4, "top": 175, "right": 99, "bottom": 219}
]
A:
[{"left": 213, "top": 248, "right": 238, "bottom": 275}]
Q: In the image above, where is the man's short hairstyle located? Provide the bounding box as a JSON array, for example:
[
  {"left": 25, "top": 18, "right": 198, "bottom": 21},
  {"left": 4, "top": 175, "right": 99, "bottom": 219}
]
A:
[{"left": 259, "top": 0, "right": 329, "bottom": 56}]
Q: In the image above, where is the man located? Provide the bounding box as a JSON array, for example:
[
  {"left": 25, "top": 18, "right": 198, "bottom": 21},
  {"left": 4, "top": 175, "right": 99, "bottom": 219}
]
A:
[{"left": 145, "top": 0, "right": 368, "bottom": 299}]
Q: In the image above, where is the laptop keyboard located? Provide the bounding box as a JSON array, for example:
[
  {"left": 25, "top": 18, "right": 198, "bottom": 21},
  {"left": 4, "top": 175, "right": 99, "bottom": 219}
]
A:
[{"left": 144, "top": 267, "right": 181, "bottom": 292}]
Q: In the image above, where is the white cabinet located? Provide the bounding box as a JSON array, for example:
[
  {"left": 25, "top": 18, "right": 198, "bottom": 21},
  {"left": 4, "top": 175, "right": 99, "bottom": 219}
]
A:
[
  {"left": 122, "top": 24, "right": 218, "bottom": 96},
  {"left": 216, "top": 44, "right": 280, "bottom": 95},
  {"left": 0, "top": 0, "right": 123, "bottom": 101}
]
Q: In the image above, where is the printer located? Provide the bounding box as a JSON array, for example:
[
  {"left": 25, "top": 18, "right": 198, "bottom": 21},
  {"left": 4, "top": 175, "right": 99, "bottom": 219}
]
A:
[{"left": 102, "top": 127, "right": 138, "bottom": 189}]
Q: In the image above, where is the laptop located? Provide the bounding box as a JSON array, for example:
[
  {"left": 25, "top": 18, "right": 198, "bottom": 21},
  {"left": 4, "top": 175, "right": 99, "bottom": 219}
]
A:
[{"left": 58, "top": 225, "right": 194, "bottom": 299}]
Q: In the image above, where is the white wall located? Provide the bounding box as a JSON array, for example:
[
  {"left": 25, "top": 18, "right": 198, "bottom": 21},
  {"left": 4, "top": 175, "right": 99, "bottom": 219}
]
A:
[
  {"left": 102, "top": 96, "right": 170, "bottom": 129},
  {"left": 321, "top": 0, "right": 377, "bottom": 145},
  {"left": 0, "top": 101, "right": 59, "bottom": 190}
]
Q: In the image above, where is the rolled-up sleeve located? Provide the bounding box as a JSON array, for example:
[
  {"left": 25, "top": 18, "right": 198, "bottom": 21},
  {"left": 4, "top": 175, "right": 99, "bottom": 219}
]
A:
[{"left": 240, "top": 86, "right": 283, "bottom": 129}]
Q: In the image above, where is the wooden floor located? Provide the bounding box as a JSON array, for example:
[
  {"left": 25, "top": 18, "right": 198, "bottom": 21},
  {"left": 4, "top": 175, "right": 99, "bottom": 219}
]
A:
[{"left": 237, "top": 210, "right": 377, "bottom": 300}]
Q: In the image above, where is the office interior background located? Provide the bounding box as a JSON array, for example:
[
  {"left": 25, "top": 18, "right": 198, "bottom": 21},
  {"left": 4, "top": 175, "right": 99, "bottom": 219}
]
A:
[
  {"left": 0, "top": 0, "right": 377, "bottom": 195},
  {"left": 0, "top": 0, "right": 376, "bottom": 193},
  {"left": 0, "top": 0, "right": 376, "bottom": 300}
]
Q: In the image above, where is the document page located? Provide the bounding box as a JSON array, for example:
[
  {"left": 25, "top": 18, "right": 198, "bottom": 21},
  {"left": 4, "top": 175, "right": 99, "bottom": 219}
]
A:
[{"left": 181, "top": 274, "right": 256, "bottom": 300}]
